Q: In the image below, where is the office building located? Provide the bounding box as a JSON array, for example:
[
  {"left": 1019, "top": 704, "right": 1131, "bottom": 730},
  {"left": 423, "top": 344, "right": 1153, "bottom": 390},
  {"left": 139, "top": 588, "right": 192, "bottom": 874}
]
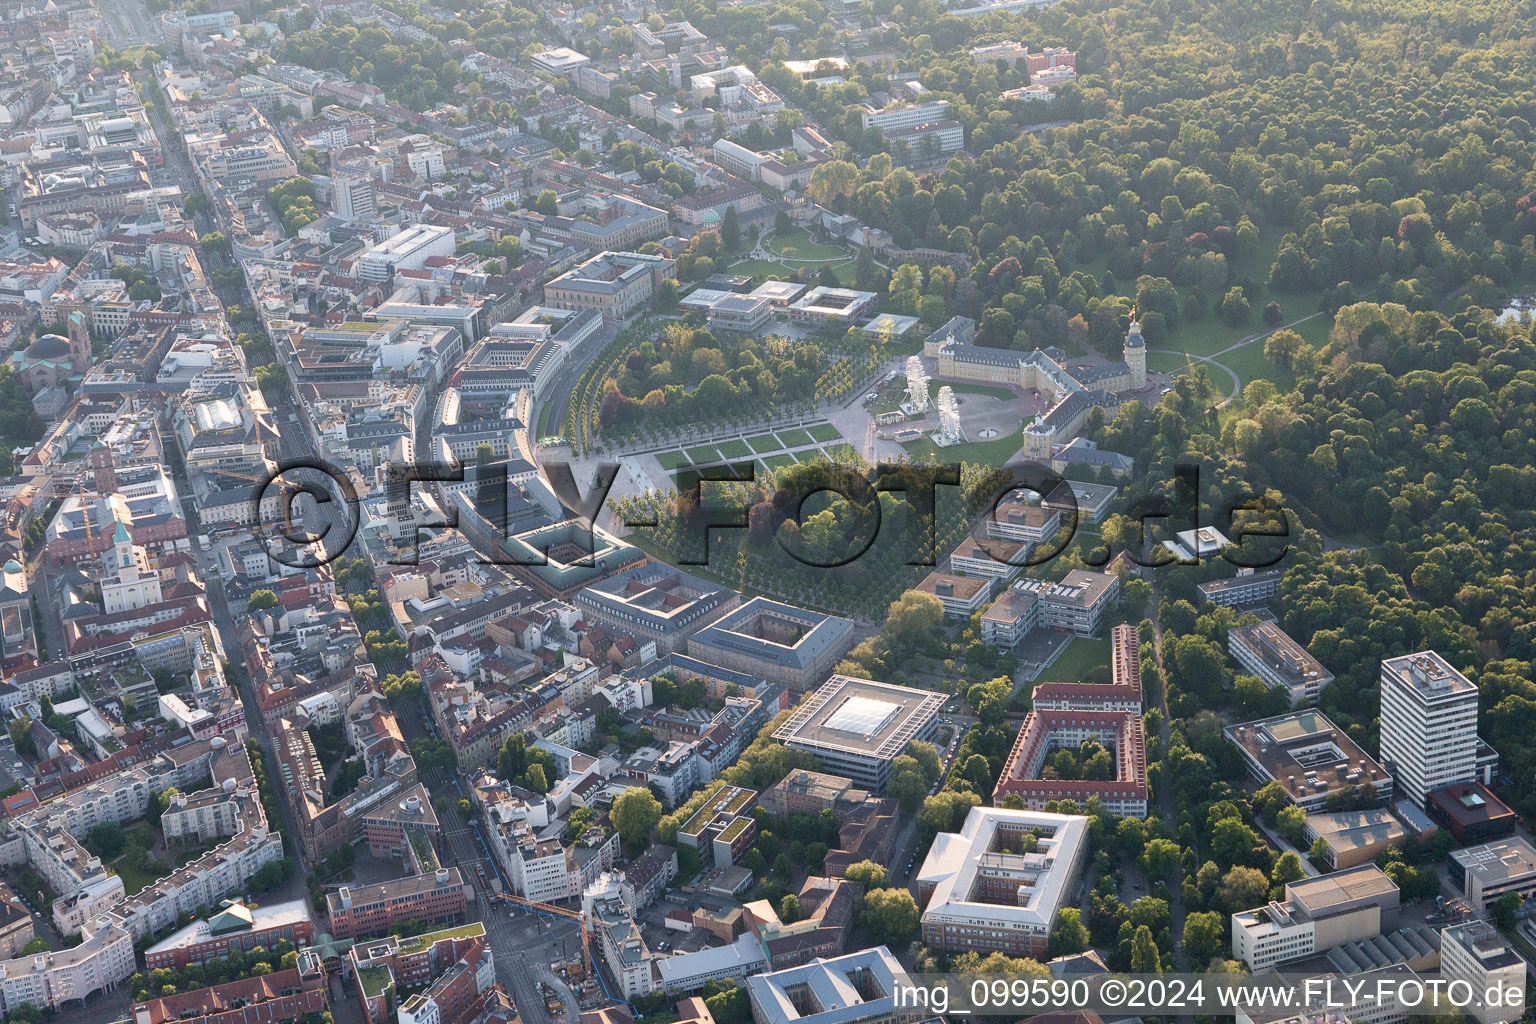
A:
[
  {"left": 860, "top": 100, "right": 951, "bottom": 133},
  {"left": 145, "top": 898, "right": 314, "bottom": 970},
  {"left": 986, "top": 500, "right": 1062, "bottom": 545},
  {"left": 916, "top": 807, "right": 1089, "bottom": 957},
  {"left": 676, "top": 786, "right": 758, "bottom": 868},
  {"left": 914, "top": 571, "right": 992, "bottom": 618},
  {"left": 759, "top": 771, "right": 869, "bottom": 820},
  {"left": 1302, "top": 809, "right": 1409, "bottom": 870},
  {"left": 326, "top": 868, "right": 473, "bottom": 940},
  {"left": 775, "top": 676, "right": 943, "bottom": 792},
  {"left": 1230, "top": 864, "right": 1400, "bottom": 972},
  {"left": 573, "top": 564, "right": 739, "bottom": 654},
  {"left": 1224, "top": 710, "right": 1393, "bottom": 811},
  {"left": 1425, "top": 783, "right": 1516, "bottom": 844},
  {"left": 1198, "top": 568, "right": 1284, "bottom": 606},
  {"left": 1450, "top": 837, "right": 1536, "bottom": 916},
  {"left": 745, "top": 947, "right": 924, "bottom": 1024},
  {"left": 784, "top": 287, "right": 877, "bottom": 328},
  {"left": 1378, "top": 651, "right": 1480, "bottom": 809},
  {"left": 1440, "top": 922, "right": 1526, "bottom": 1024},
  {"left": 993, "top": 710, "right": 1148, "bottom": 817},
  {"left": 357, "top": 224, "right": 456, "bottom": 283},
  {"left": 687, "top": 597, "right": 854, "bottom": 693},
  {"left": 543, "top": 251, "right": 677, "bottom": 319},
  {"left": 334, "top": 174, "right": 376, "bottom": 222},
  {"left": 1228, "top": 622, "right": 1335, "bottom": 706}
]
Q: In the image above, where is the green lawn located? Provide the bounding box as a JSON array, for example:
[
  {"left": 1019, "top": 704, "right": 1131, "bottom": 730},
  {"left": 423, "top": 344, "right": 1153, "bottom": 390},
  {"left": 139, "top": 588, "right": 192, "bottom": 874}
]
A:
[
  {"left": 808, "top": 423, "right": 842, "bottom": 443},
  {"left": 716, "top": 439, "right": 752, "bottom": 460},
  {"left": 1146, "top": 350, "right": 1195, "bottom": 375},
  {"left": 728, "top": 259, "right": 798, "bottom": 281},
  {"left": 684, "top": 444, "right": 722, "bottom": 463},
  {"left": 746, "top": 433, "right": 782, "bottom": 454},
  {"left": 729, "top": 257, "right": 856, "bottom": 282},
  {"left": 110, "top": 856, "right": 168, "bottom": 898},
  {"left": 762, "top": 453, "right": 797, "bottom": 469},
  {"left": 1038, "top": 635, "right": 1113, "bottom": 684},
  {"left": 654, "top": 449, "right": 692, "bottom": 470},
  {"left": 1221, "top": 343, "right": 1296, "bottom": 393},
  {"left": 799, "top": 449, "right": 828, "bottom": 463},
  {"left": 767, "top": 229, "right": 849, "bottom": 260},
  {"left": 939, "top": 380, "right": 1019, "bottom": 401},
  {"left": 776, "top": 428, "right": 814, "bottom": 447},
  {"left": 901, "top": 428, "right": 1023, "bottom": 467}
]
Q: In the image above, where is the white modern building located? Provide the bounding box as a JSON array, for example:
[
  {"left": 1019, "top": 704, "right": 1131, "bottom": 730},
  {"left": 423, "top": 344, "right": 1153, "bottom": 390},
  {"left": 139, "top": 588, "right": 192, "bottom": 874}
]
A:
[
  {"left": 1230, "top": 864, "right": 1399, "bottom": 972},
  {"left": 916, "top": 807, "right": 1089, "bottom": 957},
  {"left": 1440, "top": 922, "right": 1526, "bottom": 1024},
  {"left": 860, "top": 99, "right": 951, "bottom": 132},
  {"left": 357, "top": 224, "right": 456, "bottom": 283},
  {"left": 774, "top": 676, "right": 943, "bottom": 792},
  {"left": 1228, "top": 622, "right": 1335, "bottom": 706},
  {"left": 1378, "top": 651, "right": 1479, "bottom": 808}
]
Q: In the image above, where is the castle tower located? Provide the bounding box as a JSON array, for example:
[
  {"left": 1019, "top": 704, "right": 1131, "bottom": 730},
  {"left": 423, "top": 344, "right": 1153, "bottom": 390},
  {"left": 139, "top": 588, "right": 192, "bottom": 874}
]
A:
[
  {"left": 1124, "top": 314, "right": 1146, "bottom": 391},
  {"left": 1023, "top": 417, "right": 1053, "bottom": 462}
]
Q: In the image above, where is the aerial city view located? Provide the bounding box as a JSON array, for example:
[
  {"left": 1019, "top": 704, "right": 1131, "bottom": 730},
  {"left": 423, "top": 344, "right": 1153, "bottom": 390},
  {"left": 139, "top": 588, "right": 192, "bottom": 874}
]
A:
[{"left": 0, "top": 0, "right": 1534, "bottom": 1022}]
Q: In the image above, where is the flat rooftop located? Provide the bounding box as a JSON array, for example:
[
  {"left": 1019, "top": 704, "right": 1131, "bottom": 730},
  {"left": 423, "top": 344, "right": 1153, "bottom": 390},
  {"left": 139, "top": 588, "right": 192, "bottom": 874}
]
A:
[
  {"left": 1224, "top": 710, "right": 1390, "bottom": 798},
  {"left": 1451, "top": 836, "right": 1536, "bottom": 883},
  {"left": 145, "top": 898, "right": 310, "bottom": 955},
  {"left": 1230, "top": 622, "right": 1333, "bottom": 688},
  {"left": 1381, "top": 650, "right": 1477, "bottom": 698},
  {"left": 917, "top": 807, "right": 1088, "bottom": 930},
  {"left": 775, "top": 675, "right": 943, "bottom": 760},
  {"left": 1287, "top": 863, "right": 1399, "bottom": 915},
  {"left": 1304, "top": 809, "right": 1408, "bottom": 854}
]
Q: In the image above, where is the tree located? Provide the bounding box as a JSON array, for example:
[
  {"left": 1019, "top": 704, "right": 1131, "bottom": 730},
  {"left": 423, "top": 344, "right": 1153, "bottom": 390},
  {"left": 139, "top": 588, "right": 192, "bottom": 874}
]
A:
[
  {"left": 89, "top": 821, "right": 125, "bottom": 859},
  {"left": 1046, "top": 907, "right": 1090, "bottom": 957},
  {"left": 1130, "top": 924, "right": 1162, "bottom": 973},
  {"left": 1183, "top": 911, "right": 1225, "bottom": 962},
  {"left": 884, "top": 590, "right": 944, "bottom": 651},
  {"left": 905, "top": 741, "right": 942, "bottom": 783},
  {"left": 524, "top": 763, "right": 549, "bottom": 793},
  {"left": 1219, "top": 866, "right": 1270, "bottom": 912},
  {"left": 722, "top": 205, "right": 741, "bottom": 252},
  {"left": 21, "top": 938, "right": 48, "bottom": 955},
  {"left": 1271, "top": 851, "right": 1305, "bottom": 890},
  {"left": 1495, "top": 891, "right": 1521, "bottom": 929},
  {"left": 456, "top": 799, "right": 473, "bottom": 818},
  {"left": 842, "top": 861, "right": 889, "bottom": 889},
  {"left": 247, "top": 590, "right": 279, "bottom": 612},
  {"left": 780, "top": 893, "right": 800, "bottom": 923},
  {"left": 476, "top": 443, "right": 495, "bottom": 465},
  {"left": 1141, "top": 838, "right": 1181, "bottom": 880},
  {"left": 1262, "top": 301, "right": 1283, "bottom": 325},
  {"left": 1276, "top": 804, "right": 1307, "bottom": 846},
  {"left": 1263, "top": 329, "right": 1303, "bottom": 369},
  {"left": 611, "top": 787, "right": 663, "bottom": 843},
  {"left": 863, "top": 887, "right": 920, "bottom": 943}
]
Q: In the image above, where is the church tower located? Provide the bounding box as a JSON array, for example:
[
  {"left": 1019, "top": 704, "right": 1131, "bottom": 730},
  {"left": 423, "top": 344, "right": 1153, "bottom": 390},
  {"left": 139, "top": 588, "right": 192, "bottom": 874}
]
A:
[
  {"left": 1124, "top": 312, "right": 1146, "bottom": 391},
  {"left": 65, "top": 310, "right": 91, "bottom": 370}
]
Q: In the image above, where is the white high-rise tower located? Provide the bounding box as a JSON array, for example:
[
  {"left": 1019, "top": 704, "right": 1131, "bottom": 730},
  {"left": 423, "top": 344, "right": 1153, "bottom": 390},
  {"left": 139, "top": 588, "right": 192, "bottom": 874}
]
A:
[{"left": 1378, "top": 651, "right": 1479, "bottom": 808}]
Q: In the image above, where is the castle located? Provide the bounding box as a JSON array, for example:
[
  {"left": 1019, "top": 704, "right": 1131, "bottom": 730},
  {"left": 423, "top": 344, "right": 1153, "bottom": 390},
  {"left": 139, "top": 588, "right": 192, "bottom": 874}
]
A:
[{"left": 924, "top": 316, "right": 1147, "bottom": 460}]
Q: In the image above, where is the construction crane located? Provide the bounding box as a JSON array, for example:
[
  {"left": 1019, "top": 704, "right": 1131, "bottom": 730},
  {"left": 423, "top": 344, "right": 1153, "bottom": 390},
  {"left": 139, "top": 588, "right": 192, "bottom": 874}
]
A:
[{"left": 492, "top": 892, "right": 591, "bottom": 975}]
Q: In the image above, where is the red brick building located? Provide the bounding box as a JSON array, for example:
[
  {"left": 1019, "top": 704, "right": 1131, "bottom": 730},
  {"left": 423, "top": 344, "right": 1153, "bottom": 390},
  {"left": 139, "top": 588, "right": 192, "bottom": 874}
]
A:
[
  {"left": 350, "top": 924, "right": 488, "bottom": 1024},
  {"left": 145, "top": 899, "right": 314, "bottom": 971},
  {"left": 131, "top": 955, "right": 327, "bottom": 1024},
  {"left": 326, "top": 867, "right": 472, "bottom": 941}
]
